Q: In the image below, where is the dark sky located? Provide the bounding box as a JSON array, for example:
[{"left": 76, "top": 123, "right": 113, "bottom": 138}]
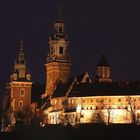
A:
[{"left": 1, "top": 0, "right": 140, "bottom": 92}]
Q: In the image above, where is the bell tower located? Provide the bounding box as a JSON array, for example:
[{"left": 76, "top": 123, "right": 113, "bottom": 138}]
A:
[
  {"left": 10, "top": 38, "right": 32, "bottom": 114},
  {"left": 45, "top": 8, "right": 71, "bottom": 96}
]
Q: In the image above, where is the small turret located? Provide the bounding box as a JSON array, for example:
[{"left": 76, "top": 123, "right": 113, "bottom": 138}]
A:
[{"left": 95, "top": 54, "right": 112, "bottom": 82}]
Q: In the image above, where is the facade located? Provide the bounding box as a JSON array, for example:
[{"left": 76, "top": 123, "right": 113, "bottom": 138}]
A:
[
  {"left": 43, "top": 13, "right": 140, "bottom": 125},
  {"left": 2, "top": 9, "right": 140, "bottom": 131},
  {"left": 46, "top": 80, "right": 140, "bottom": 125}
]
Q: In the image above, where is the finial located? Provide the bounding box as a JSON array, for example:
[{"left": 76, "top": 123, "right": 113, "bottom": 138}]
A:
[
  {"left": 20, "top": 36, "right": 24, "bottom": 51},
  {"left": 58, "top": 6, "right": 62, "bottom": 18}
]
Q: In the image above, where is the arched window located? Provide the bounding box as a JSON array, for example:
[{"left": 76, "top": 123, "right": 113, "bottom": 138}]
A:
[{"left": 19, "top": 101, "right": 23, "bottom": 107}]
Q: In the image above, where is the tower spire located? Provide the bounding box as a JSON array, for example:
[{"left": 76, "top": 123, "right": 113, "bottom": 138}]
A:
[
  {"left": 17, "top": 37, "right": 25, "bottom": 64},
  {"left": 10, "top": 37, "right": 31, "bottom": 82},
  {"left": 19, "top": 36, "right": 24, "bottom": 52},
  {"left": 57, "top": 6, "right": 62, "bottom": 19}
]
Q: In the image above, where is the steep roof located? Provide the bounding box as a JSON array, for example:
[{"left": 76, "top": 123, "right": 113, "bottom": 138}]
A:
[
  {"left": 52, "top": 77, "right": 75, "bottom": 98},
  {"left": 52, "top": 72, "right": 92, "bottom": 98},
  {"left": 97, "top": 54, "right": 110, "bottom": 67},
  {"left": 69, "top": 82, "right": 140, "bottom": 97}
]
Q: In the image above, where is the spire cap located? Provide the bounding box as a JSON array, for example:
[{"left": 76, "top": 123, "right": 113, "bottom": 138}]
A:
[
  {"left": 97, "top": 54, "right": 110, "bottom": 67},
  {"left": 55, "top": 6, "right": 64, "bottom": 23}
]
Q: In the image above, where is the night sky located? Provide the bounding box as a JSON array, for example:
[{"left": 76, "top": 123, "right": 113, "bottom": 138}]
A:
[{"left": 1, "top": 0, "right": 140, "bottom": 93}]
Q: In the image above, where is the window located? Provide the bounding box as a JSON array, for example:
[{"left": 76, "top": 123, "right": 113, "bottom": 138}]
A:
[
  {"left": 137, "top": 113, "right": 140, "bottom": 120},
  {"left": 72, "top": 100, "right": 74, "bottom": 104},
  {"left": 19, "top": 101, "right": 23, "bottom": 107},
  {"left": 59, "top": 27, "right": 63, "bottom": 33},
  {"left": 11, "top": 89, "right": 13, "bottom": 98},
  {"left": 100, "top": 99, "right": 104, "bottom": 103},
  {"left": 124, "top": 106, "right": 128, "bottom": 109},
  {"left": 82, "top": 100, "right": 85, "bottom": 103},
  {"left": 118, "top": 98, "right": 121, "bottom": 102},
  {"left": 59, "top": 47, "right": 63, "bottom": 54},
  {"left": 20, "top": 88, "right": 25, "bottom": 97}
]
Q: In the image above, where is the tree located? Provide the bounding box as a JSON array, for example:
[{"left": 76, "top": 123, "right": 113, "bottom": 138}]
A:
[
  {"left": 98, "top": 98, "right": 112, "bottom": 125},
  {"left": 15, "top": 106, "right": 33, "bottom": 125},
  {"left": 125, "top": 96, "right": 137, "bottom": 124},
  {"left": 92, "top": 109, "right": 105, "bottom": 124}
]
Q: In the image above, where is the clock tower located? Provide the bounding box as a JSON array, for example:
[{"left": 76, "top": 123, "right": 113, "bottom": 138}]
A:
[
  {"left": 45, "top": 8, "right": 71, "bottom": 96},
  {"left": 9, "top": 38, "right": 32, "bottom": 114}
]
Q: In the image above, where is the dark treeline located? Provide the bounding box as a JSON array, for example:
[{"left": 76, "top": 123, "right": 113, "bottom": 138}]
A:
[{"left": 1, "top": 124, "right": 140, "bottom": 140}]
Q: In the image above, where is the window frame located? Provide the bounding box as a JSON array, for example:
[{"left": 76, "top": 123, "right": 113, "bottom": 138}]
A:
[{"left": 20, "top": 88, "right": 25, "bottom": 97}]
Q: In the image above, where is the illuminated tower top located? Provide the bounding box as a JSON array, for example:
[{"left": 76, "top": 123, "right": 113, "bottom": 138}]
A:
[
  {"left": 47, "top": 7, "right": 70, "bottom": 63},
  {"left": 10, "top": 38, "right": 31, "bottom": 82}
]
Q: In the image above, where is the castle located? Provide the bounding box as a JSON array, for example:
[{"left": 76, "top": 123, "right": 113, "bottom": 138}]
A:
[{"left": 2, "top": 9, "right": 140, "bottom": 131}]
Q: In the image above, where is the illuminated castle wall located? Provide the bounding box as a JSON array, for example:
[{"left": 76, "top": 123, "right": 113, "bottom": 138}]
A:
[{"left": 43, "top": 11, "right": 140, "bottom": 125}]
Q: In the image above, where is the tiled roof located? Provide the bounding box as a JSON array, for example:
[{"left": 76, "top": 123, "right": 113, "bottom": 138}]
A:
[
  {"left": 69, "top": 82, "right": 140, "bottom": 97},
  {"left": 52, "top": 77, "right": 75, "bottom": 98}
]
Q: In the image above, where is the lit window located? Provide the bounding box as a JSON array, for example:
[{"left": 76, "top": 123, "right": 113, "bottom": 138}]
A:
[
  {"left": 72, "top": 100, "right": 74, "bottom": 104},
  {"left": 54, "top": 100, "right": 57, "bottom": 104},
  {"left": 20, "top": 88, "right": 25, "bottom": 97},
  {"left": 59, "top": 47, "right": 63, "bottom": 54},
  {"left": 19, "top": 101, "right": 23, "bottom": 107},
  {"left": 68, "top": 99, "right": 71, "bottom": 104}
]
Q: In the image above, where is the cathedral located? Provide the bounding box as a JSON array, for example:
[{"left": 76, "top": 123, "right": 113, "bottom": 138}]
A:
[{"left": 2, "top": 9, "right": 140, "bottom": 131}]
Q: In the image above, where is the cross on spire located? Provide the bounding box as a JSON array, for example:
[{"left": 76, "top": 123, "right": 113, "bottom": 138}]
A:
[
  {"left": 19, "top": 36, "right": 24, "bottom": 52},
  {"left": 57, "top": 6, "right": 62, "bottom": 19}
]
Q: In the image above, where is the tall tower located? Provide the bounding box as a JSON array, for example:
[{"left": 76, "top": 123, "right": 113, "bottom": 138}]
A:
[
  {"left": 95, "top": 54, "right": 112, "bottom": 82},
  {"left": 45, "top": 8, "right": 71, "bottom": 96},
  {"left": 10, "top": 38, "right": 32, "bottom": 114}
]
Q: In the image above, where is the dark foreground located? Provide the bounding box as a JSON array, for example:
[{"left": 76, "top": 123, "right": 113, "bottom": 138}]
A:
[{"left": 1, "top": 124, "right": 140, "bottom": 140}]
